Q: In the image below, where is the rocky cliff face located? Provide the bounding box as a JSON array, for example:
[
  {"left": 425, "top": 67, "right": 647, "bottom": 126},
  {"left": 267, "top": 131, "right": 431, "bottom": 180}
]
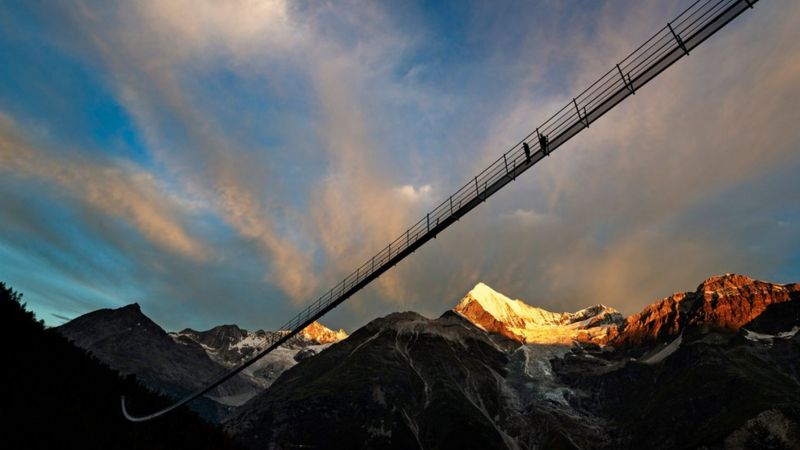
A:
[
  {"left": 690, "top": 274, "right": 799, "bottom": 328},
  {"left": 607, "top": 292, "right": 689, "bottom": 349},
  {"left": 609, "top": 274, "right": 800, "bottom": 351}
]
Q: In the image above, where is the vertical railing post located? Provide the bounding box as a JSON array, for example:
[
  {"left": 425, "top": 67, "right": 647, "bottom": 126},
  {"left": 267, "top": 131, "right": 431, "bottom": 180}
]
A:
[
  {"left": 616, "top": 63, "right": 635, "bottom": 95},
  {"left": 574, "top": 98, "right": 589, "bottom": 128},
  {"left": 667, "top": 22, "right": 689, "bottom": 55}
]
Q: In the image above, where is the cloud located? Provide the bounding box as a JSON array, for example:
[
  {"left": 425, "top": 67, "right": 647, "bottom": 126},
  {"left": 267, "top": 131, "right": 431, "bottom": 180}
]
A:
[
  {"left": 396, "top": 184, "right": 433, "bottom": 202},
  {"left": 60, "top": 0, "right": 324, "bottom": 301},
  {"left": 306, "top": 56, "right": 420, "bottom": 302},
  {"left": 133, "top": 0, "right": 296, "bottom": 58},
  {"left": 66, "top": 0, "right": 432, "bottom": 307},
  {"left": 0, "top": 114, "right": 209, "bottom": 261},
  {"left": 504, "top": 209, "right": 553, "bottom": 227}
]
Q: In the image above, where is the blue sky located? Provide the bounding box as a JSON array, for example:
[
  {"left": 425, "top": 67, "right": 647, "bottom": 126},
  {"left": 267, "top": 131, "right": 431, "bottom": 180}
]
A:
[{"left": 1, "top": 0, "right": 799, "bottom": 333}]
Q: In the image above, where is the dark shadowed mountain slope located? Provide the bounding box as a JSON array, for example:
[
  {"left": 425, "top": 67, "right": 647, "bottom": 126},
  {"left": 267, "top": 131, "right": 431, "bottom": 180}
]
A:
[
  {"left": 1, "top": 282, "right": 243, "bottom": 450},
  {"left": 228, "top": 312, "right": 516, "bottom": 449},
  {"left": 58, "top": 303, "right": 257, "bottom": 421},
  {"left": 555, "top": 298, "right": 800, "bottom": 448},
  {"left": 58, "top": 303, "right": 233, "bottom": 393},
  {"left": 58, "top": 303, "right": 349, "bottom": 422},
  {"left": 227, "top": 311, "right": 609, "bottom": 449}
]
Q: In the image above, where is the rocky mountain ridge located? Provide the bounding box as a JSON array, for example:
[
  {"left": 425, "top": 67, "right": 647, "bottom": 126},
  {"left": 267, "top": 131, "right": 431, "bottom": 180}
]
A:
[
  {"left": 454, "top": 275, "right": 800, "bottom": 353},
  {"left": 58, "top": 305, "right": 347, "bottom": 421},
  {"left": 607, "top": 273, "right": 800, "bottom": 352},
  {"left": 171, "top": 320, "right": 347, "bottom": 368}
]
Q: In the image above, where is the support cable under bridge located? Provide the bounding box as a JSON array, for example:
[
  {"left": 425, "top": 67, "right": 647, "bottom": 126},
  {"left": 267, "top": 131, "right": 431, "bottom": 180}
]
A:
[{"left": 123, "top": 0, "right": 761, "bottom": 421}]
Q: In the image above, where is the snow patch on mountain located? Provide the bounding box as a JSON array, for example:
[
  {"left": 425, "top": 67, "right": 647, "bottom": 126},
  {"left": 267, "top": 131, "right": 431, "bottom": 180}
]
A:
[
  {"left": 643, "top": 334, "right": 683, "bottom": 364},
  {"left": 170, "top": 321, "right": 347, "bottom": 390},
  {"left": 742, "top": 326, "right": 800, "bottom": 342},
  {"left": 514, "top": 345, "right": 573, "bottom": 406}
]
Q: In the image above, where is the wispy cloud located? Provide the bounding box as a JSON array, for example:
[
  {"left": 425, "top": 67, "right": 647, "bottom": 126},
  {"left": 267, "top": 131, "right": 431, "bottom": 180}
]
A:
[
  {"left": 0, "top": 114, "right": 209, "bottom": 261},
  {"left": 61, "top": 0, "right": 324, "bottom": 301}
]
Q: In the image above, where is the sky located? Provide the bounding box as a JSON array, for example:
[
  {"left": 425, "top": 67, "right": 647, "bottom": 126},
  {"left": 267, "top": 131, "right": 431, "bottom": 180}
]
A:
[{"left": 1, "top": 0, "right": 799, "bottom": 333}]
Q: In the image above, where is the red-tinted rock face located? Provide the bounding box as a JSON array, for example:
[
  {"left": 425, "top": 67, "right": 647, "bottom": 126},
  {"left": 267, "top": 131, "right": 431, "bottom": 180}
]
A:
[
  {"left": 607, "top": 292, "right": 691, "bottom": 348},
  {"left": 688, "top": 274, "right": 799, "bottom": 330},
  {"left": 609, "top": 274, "right": 800, "bottom": 349},
  {"left": 454, "top": 275, "right": 799, "bottom": 349}
]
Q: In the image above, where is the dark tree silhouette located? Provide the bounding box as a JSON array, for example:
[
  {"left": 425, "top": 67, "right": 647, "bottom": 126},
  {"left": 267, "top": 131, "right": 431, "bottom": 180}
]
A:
[{"left": 0, "top": 282, "right": 244, "bottom": 450}]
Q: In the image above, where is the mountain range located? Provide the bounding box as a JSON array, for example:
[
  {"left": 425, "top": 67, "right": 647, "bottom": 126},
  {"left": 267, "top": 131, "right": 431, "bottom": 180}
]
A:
[
  {"left": 58, "top": 305, "right": 347, "bottom": 421},
  {"left": 58, "top": 274, "right": 800, "bottom": 449}
]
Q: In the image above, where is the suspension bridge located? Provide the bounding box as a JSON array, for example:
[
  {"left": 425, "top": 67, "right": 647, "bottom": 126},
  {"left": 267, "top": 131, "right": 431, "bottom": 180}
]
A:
[{"left": 123, "top": 0, "right": 761, "bottom": 421}]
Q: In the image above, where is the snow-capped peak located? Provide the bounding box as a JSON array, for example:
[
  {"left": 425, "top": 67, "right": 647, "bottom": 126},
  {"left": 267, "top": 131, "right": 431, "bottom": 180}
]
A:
[
  {"left": 301, "top": 321, "right": 349, "bottom": 344},
  {"left": 458, "top": 282, "right": 562, "bottom": 327},
  {"left": 454, "top": 282, "right": 623, "bottom": 345}
]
